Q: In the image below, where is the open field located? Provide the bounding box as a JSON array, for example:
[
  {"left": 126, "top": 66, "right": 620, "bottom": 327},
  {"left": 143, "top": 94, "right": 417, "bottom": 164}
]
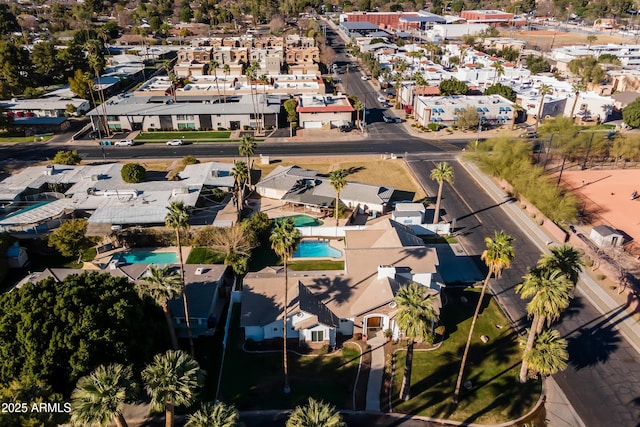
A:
[
  {"left": 503, "top": 29, "right": 630, "bottom": 51},
  {"left": 254, "top": 158, "right": 428, "bottom": 201}
]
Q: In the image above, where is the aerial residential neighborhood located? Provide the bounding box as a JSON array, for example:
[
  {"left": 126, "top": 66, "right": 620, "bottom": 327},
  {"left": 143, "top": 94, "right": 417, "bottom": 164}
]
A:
[{"left": 2, "top": 0, "right": 640, "bottom": 426}]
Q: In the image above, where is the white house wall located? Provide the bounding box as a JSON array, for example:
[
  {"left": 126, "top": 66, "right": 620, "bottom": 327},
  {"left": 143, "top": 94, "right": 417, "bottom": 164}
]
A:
[
  {"left": 245, "top": 326, "right": 265, "bottom": 341},
  {"left": 338, "top": 318, "right": 354, "bottom": 336},
  {"left": 263, "top": 317, "right": 300, "bottom": 340},
  {"left": 299, "top": 325, "right": 335, "bottom": 346}
]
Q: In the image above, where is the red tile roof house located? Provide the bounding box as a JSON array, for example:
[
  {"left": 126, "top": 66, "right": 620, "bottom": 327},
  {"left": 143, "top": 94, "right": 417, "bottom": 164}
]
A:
[{"left": 240, "top": 219, "right": 442, "bottom": 347}]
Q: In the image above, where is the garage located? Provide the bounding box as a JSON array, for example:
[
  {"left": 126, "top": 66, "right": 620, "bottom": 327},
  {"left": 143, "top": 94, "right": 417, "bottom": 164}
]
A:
[{"left": 303, "top": 121, "right": 322, "bottom": 129}]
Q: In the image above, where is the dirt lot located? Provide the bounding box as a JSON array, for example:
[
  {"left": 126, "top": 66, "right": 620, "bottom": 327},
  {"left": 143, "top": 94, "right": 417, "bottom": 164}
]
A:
[{"left": 501, "top": 29, "right": 630, "bottom": 51}]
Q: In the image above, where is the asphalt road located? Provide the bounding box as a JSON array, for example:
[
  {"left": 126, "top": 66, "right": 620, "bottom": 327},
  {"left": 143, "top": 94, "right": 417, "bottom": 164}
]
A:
[{"left": 406, "top": 156, "right": 640, "bottom": 427}]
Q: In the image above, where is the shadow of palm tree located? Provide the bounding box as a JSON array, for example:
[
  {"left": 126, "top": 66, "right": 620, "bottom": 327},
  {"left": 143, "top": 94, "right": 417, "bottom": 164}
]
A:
[{"left": 567, "top": 323, "right": 621, "bottom": 370}]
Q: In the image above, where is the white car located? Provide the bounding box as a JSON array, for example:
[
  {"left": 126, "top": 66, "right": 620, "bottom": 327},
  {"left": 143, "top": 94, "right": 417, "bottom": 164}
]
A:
[
  {"left": 361, "top": 75, "right": 370, "bottom": 80},
  {"left": 114, "top": 139, "right": 134, "bottom": 146},
  {"left": 166, "top": 139, "right": 183, "bottom": 146},
  {"left": 377, "top": 95, "right": 386, "bottom": 103}
]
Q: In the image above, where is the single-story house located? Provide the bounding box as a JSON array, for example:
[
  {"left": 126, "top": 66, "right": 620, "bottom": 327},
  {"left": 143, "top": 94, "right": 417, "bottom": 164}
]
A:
[
  {"left": 589, "top": 225, "right": 624, "bottom": 248},
  {"left": 256, "top": 165, "right": 394, "bottom": 215},
  {"left": 241, "top": 219, "right": 442, "bottom": 345},
  {"left": 296, "top": 95, "right": 354, "bottom": 129}
]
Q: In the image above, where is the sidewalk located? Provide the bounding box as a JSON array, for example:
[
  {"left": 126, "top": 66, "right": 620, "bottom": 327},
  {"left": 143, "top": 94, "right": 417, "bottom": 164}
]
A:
[
  {"left": 461, "top": 158, "right": 640, "bottom": 427},
  {"left": 365, "top": 335, "right": 386, "bottom": 412}
]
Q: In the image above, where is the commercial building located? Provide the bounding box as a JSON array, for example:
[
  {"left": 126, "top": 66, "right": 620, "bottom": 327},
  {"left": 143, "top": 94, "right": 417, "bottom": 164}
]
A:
[
  {"left": 413, "top": 94, "right": 515, "bottom": 127},
  {"left": 295, "top": 94, "right": 354, "bottom": 129},
  {"left": 460, "top": 10, "right": 525, "bottom": 27}
]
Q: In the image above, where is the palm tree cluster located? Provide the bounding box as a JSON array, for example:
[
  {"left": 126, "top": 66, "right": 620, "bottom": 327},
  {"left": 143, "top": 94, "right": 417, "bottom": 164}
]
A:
[
  {"left": 394, "top": 283, "right": 439, "bottom": 401},
  {"left": 516, "top": 245, "right": 582, "bottom": 382}
]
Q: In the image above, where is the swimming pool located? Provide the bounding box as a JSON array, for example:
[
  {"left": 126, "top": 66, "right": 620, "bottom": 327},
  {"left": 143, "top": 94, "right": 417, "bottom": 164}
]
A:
[
  {"left": 113, "top": 251, "right": 179, "bottom": 265},
  {"left": 274, "top": 214, "right": 323, "bottom": 227},
  {"left": 293, "top": 241, "right": 342, "bottom": 258}
]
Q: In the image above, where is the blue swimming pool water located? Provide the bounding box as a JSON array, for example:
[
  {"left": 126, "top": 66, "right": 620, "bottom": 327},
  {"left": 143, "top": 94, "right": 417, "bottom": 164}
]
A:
[
  {"left": 293, "top": 241, "right": 342, "bottom": 258},
  {"left": 114, "top": 251, "right": 178, "bottom": 264},
  {"left": 274, "top": 214, "right": 323, "bottom": 227}
]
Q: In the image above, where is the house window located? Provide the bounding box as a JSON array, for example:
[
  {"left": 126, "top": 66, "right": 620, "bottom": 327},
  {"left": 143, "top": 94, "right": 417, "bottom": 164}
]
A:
[
  {"left": 178, "top": 123, "right": 196, "bottom": 129},
  {"left": 107, "top": 115, "right": 119, "bottom": 121},
  {"left": 311, "top": 330, "right": 324, "bottom": 342},
  {"left": 273, "top": 327, "right": 278, "bottom": 331},
  {"left": 177, "top": 114, "right": 195, "bottom": 121}
]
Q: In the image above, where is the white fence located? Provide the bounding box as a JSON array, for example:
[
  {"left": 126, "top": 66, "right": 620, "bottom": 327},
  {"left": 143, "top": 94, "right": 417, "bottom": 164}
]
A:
[
  {"left": 297, "top": 225, "right": 366, "bottom": 237},
  {"left": 408, "top": 223, "right": 451, "bottom": 236}
]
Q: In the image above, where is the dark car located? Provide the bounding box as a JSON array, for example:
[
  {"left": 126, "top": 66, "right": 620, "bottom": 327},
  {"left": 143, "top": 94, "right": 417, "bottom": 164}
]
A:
[
  {"left": 383, "top": 114, "right": 394, "bottom": 123},
  {"left": 339, "top": 124, "right": 351, "bottom": 132}
]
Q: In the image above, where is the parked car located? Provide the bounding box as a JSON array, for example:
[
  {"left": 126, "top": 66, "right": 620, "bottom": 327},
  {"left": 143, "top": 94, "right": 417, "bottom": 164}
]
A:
[
  {"left": 383, "top": 114, "right": 394, "bottom": 123},
  {"left": 166, "top": 139, "right": 183, "bottom": 146},
  {"left": 377, "top": 95, "right": 386, "bottom": 103},
  {"left": 339, "top": 124, "right": 351, "bottom": 132},
  {"left": 519, "top": 131, "right": 537, "bottom": 139},
  {"left": 361, "top": 75, "right": 370, "bottom": 80},
  {"left": 114, "top": 139, "right": 134, "bottom": 146}
]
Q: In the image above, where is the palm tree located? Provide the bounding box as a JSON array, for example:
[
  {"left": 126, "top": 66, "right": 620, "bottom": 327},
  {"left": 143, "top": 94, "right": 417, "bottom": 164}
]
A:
[
  {"left": 245, "top": 62, "right": 259, "bottom": 134},
  {"left": 353, "top": 99, "right": 364, "bottom": 131},
  {"left": 569, "top": 83, "right": 586, "bottom": 120},
  {"left": 231, "top": 160, "right": 249, "bottom": 217},
  {"left": 586, "top": 34, "right": 597, "bottom": 54},
  {"left": 136, "top": 265, "right": 183, "bottom": 350},
  {"left": 163, "top": 60, "right": 178, "bottom": 103},
  {"left": 491, "top": 61, "right": 505, "bottom": 85},
  {"left": 186, "top": 401, "right": 239, "bottom": 427},
  {"left": 209, "top": 59, "right": 222, "bottom": 103},
  {"left": 535, "top": 84, "right": 553, "bottom": 131},
  {"left": 394, "top": 282, "right": 439, "bottom": 401},
  {"left": 516, "top": 267, "right": 573, "bottom": 382},
  {"left": 539, "top": 244, "right": 584, "bottom": 286},
  {"left": 142, "top": 350, "right": 206, "bottom": 427},
  {"left": 286, "top": 397, "right": 345, "bottom": 427},
  {"left": 70, "top": 364, "right": 137, "bottom": 427},
  {"left": 87, "top": 50, "right": 109, "bottom": 137},
  {"left": 522, "top": 329, "right": 568, "bottom": 377},
  {"left": 269, "top": 218, "right": 302, "bottom": 394},
  {"left": 430, "top": 162, "right": 455, "bottom": 225},
  {"left": 259, "top": 73, "right": 270, "bottom": 133},
  {"left": 238, "top": 134, "right": 257, "bottom": 189},
  {"left": 329, "top": 169, "right": 348, "bottom": 227},
  {"left": 453, "top": 231, "right": 515, "bottom": 402},
  {"left": 223, "top": 63, "right": 231, "bottom": 103},
  {"left": 165, "top": 201, "right": 194, "bottom": 356},
  {"left": 393, "top": 71, "right": 403, "bottom": 109}
]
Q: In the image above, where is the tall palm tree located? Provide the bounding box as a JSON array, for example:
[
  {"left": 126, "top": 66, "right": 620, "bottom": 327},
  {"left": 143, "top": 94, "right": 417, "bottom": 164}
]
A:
[
  {"left": 238, "top": 134, "right": 257, "bottom": 189},
  {"left": 393, "top": 71, "right": 403, "bottom": 109},
  {"left": 329, "top": 169, "right": 347, "bottom": 227},
  {"left": 454, "top": 231, "right": 515, "bottom": 402},
  {"left": 394, "top": 283, "right": 439, "bottom": 401},
  {"left": 586, "top": 34, "right": 597, "bottom": 54},
  {"left": 491, "top": 61, "right": 505, "bottom": 85},
  {"left": 539, "top": 244, "right": 584, "bottom": 286},
  {"left": 209, "top": 59, "right": 222, "bottom": 103},
  {"left": 430, "top": 162, "right": 455, "bottom": 225},
  {"left": 87, "top": 50, "right": 109, "bottom": 137},
  {"left": 286, "top": 397, "right": 345, "bottom": 427},
  {"left": 245, "top": 62, "right": 259, "bottom": 133},
  {"left": 70, "top": 364, "right": 137, "bottom": 427},
  {"left": 142, "top": 350, "right": 206, "bottom": 427},
  {"left": 259, "top": 73, "right": 270, "bottom": 133},
  {"left": 522, "top": 329, "right": 568, "bottom": 377},
  {"left": 185, "top": 401, "right": 239, "bottom": 427},
  {"left": 269, "top": 218, "right": 302, "bottom": 394},
  {"left": 165, "top": 201, "right": 194, "bottom": 356},
  {"left": 231, "top": 160, "right": 249, "bottom": 217},
  {"left": 353, "top": 99, "right": 364, "bottom": 131},
  {"left": 535, "top": 84, "right": 553, "bottom": 131},
  {"left": 516, "top": 267, "right": 573, "bottom": 382},
  {"left": 136, "top": 265, "right": 183, "bottom": 350},
  {"left": 163, "top": 60, "right": 177, "bottom": 103},
  {"left": 223, "top": 63, "right": 231, "bottom": 103},
  {"left": 569, "top": 83, "right": 586, "bottom": 120}
]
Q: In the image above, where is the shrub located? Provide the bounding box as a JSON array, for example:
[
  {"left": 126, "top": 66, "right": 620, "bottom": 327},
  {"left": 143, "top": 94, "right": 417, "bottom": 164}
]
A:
[
  {"left": 52, "top": 150, "right": 81, "bottom": 165},
  {"left": 182, "top": 155, "right": 199, "bottom": 166},
  {"left": 121, "top": 163, "right": 147, "bottom": 183},
  {"left": 596, "top": 274, "right": 607, "bottom": 281},
  {"left": 427, "top": 123, "right": 444, "bottom": 131},
  {"left": 210, "top": 187, "right": 226, "bottom": 202}
]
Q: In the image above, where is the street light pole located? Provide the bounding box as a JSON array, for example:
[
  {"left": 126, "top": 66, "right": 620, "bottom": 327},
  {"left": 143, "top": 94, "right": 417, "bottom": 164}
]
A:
[{"left": 345, "top": 64, "right": 350, "bottom": 94}]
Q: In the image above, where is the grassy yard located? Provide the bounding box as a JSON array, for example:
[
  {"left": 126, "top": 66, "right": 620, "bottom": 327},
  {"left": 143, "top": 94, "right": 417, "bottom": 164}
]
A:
[
  {"left": 391, "top": 288, "right": 541, "bottom": 424},
  {"left": 0, "top": 134, "right": 53, "bottom": 143},
  {"left": 186, "top": 247, "right": 226, "bottom": 264},
  {"left": 288, "top": 260, "right": 345, "bottom": 271},
  {"left": 219, "top": 306, "right": 362, "bottom": 410},
  {"left": 254, "top": 159, "right": 427, "bottom": 201},
  {"left": 135, "top": 131, "right": 231, "bottom": 140}
]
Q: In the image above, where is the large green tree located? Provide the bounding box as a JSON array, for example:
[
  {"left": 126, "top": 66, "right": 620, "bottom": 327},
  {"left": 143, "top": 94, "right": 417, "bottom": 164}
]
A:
[
  {"left": 269, "top": 218, "right": 301, "bottom": 394},
  {"left": 0, "top": 272, "right": 166, "bottom": 396},
  {"left": 394, "top": 283, "right": 439, "bottom": 401},
  {"left": 286, "top": 397, "right": 345, "bottom": 427},
  {"left": 142, "top": 350, "right": 206, "bottom": 427},
  {"left": 439, "top": 78, "right": 469, "bottom": 96},
  {"left": 202, "top": 225, "right": 257, "bottom": 276},
  {"left": 484, "top": 83, "right": 516, "bottom": 102},
  {"left": 48, "top": 218, "right": 89, "bottom": 259},
  {"left": 165, "top": 201, "right": 194, "bottom": 356},
  {"left": 430, "top": 162, "right": 455, "bottom": 225},
  {"left": 53, "top": 149, "right": 82, "bottom": 165},
  {"left": 136, "top": 265, "right": 183, "bottom": 350},
  {"left": 623, "top": 98, "right": 640, "bottom": 128},
  {"left": 454, "top": 231, "right": 515, "bottom": 402},
  {"left": 70, "top": 364, "right": 138, "bottom": 427}
]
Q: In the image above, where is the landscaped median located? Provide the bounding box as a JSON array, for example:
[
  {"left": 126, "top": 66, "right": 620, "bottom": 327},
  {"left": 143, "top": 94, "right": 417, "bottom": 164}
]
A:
[
  {"left": 389, "top": 288, "right": 543, "bottom": 425},
  {"left": 134, "top": 131, "right": 235, "bottom": 143}
]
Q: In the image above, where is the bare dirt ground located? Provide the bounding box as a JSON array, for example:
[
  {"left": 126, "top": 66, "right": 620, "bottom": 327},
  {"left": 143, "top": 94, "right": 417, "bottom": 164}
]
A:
[{"left": 502, "top": 29, "right": 630, "bottom": 51}]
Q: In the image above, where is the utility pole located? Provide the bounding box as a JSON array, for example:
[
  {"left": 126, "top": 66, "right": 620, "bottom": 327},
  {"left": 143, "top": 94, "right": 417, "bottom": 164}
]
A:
[
  {"left": 345, "top": 64, "right": 350, "bottom": 94},
  {"left": 557, "top": 154, "right": 567, "bottom": 186}
]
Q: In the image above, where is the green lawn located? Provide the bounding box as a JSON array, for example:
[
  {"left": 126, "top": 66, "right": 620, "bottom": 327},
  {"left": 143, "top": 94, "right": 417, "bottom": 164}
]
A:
[
  {"left": 288, "top": 260, "right": 345, "bottom": 271},
  {"left": 135, "top": 131, "right": 231, "bottom": 140},
  {"left": 391, "top": 288, "right": 541, "bottom": 424},
  {"left": 0, "top": 134, "right": 53, "bottom": 143},
  {"left": 186, "top": 247, "right": 226, "bottom": 264},
  {"left": 219, "top": 306, "right": 361, "bottom": 410}
]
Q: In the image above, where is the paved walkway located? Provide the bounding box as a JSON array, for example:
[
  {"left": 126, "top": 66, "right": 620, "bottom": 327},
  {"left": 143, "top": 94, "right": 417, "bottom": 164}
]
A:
[{"left": 365, "top": 335, "right": 387, "bottom": 412}]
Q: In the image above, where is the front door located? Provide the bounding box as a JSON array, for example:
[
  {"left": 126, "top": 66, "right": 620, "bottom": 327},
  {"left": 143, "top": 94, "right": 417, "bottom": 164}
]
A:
[{"left": 366, "top": 316, "right": 383, "bottom": 337}]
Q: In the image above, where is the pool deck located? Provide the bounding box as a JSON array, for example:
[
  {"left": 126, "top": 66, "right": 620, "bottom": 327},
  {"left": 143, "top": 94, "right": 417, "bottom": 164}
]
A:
[
  {"left": 292, "top": 238, "right": 346, "bottom": 261},
  {"left": 246, "top": 197, "right": 350, "bottom": 226}
]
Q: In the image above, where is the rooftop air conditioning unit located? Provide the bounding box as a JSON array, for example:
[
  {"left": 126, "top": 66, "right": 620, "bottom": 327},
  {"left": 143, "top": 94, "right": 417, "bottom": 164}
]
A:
[{"left": 195, "top": 267, "right": 205, "bottom": 275}]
